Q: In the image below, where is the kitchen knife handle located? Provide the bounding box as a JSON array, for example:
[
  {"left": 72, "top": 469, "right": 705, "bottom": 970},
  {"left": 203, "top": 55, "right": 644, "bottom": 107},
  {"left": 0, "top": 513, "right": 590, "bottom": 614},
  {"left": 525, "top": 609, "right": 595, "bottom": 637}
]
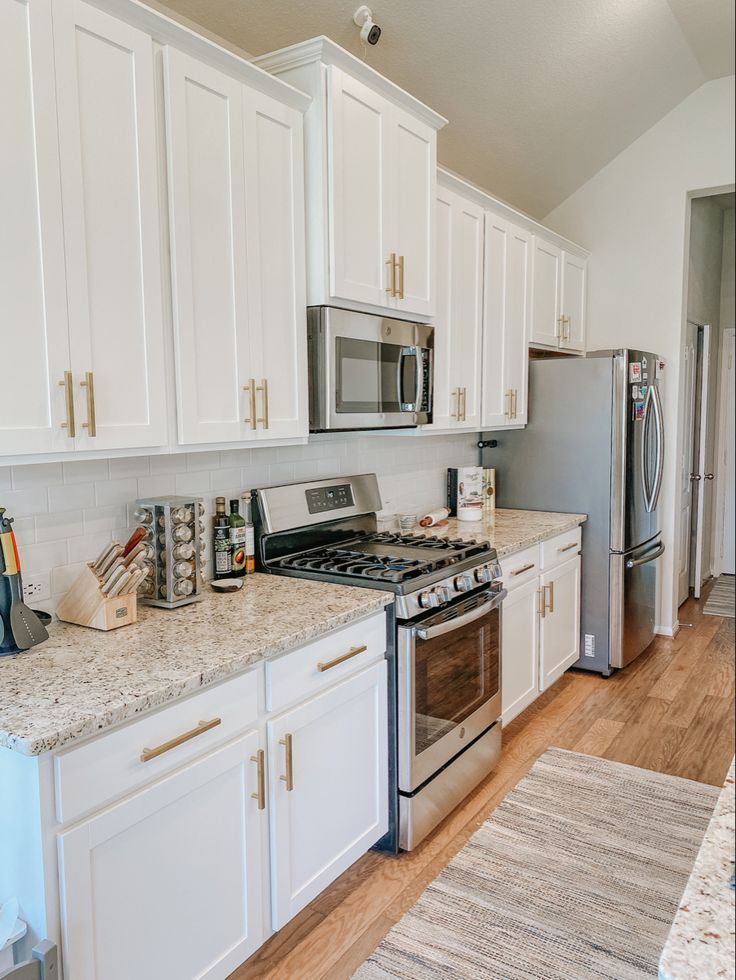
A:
[
  {"left": 1, "top": 532, "right": 19, "bottom": 576},
  {"left": 59, "top": 371, "right": 76, "bottom": 437},
  {"left": 80, "top": 371, "right": 97, "bottom": 437}
]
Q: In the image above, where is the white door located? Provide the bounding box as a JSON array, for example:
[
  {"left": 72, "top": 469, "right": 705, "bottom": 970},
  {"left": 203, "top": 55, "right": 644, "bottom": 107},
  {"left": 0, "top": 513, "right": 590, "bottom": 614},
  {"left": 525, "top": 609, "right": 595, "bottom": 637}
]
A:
[
  {"left": 503, "top": 222, "right": 532, "bottom": 424},
  {"left": 431, "top": 188, "right": 455, "bottom": 428},
  {"left": 539, "top": 556, "right": 581, "bottom": 690},
  {"left": 58, "top": 733, "right": 266, "bottom": 980},
  {"left": 560, "top": 252, "right": 587, "bottom": 352},
  {"left": 678, "top": 324, "right": 698, "bottom": 605},
  {"left": 501, "top": 577, "right": 540, "bottom": 725},
  {"left": 717, "top": 330, "right": 735, "bottom": 574},
  {"left": 243, "top": 88, "right": 308, "bottom": 441},
  {"left": 327, "top": 67, "right": 391, "bottom": 309},
  {"left": 164, "top": 48, "right": 252, "bottom": 445},
  {"left": 54, "top": 1, "right": 167, "bottom": 451},
  {"left": 530, "top": 237, "right": 562, "bottom": 347},
  {"left": 268, "top": 662, "right": 388, "bottom": 929},
  {"left": 391, "top": 105, "right": 435, "bottom": 318},
  {"left": 0, "top": 0, "right": 72, "bottom": 455},
  {"left": 692, "top": 325, "right": 712, "bottom": 596}
]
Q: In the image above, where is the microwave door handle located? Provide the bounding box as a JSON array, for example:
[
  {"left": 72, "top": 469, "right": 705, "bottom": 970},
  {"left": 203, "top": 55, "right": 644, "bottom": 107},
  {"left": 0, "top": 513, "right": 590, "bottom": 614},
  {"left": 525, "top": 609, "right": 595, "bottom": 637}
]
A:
[
  {"left": 414, "top": 590, "right": 507, "bottom": 641},
  {"left": 398, "top": 347, "right": 420, "bottom": 411}
]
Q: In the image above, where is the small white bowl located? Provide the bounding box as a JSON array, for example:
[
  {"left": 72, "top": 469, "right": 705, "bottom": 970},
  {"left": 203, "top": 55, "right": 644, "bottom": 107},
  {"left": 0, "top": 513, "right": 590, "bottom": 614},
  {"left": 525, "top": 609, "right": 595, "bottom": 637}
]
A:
[{"left": 210, "top": 578, "right": 244, "bottom": 593}]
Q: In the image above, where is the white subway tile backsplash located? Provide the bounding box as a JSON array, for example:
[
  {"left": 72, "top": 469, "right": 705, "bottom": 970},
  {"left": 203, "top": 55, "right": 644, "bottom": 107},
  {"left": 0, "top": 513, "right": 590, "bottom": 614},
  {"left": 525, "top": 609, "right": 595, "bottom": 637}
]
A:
[{"left": 6, "top": 432, "right": 479, "bottom": 611}]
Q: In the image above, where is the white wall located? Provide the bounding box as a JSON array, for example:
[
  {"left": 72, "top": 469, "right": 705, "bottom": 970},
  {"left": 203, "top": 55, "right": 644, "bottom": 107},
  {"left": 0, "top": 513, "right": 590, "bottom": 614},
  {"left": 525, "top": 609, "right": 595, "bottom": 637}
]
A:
[
  {"left": 721, "top": 209, "right": 735, "bottom": 330},
  {"left": 0, "top": 432, "right": 478, "bottom": 614},
  {"left": 544, "top": 76, "right": 735, "bottom": 632}
]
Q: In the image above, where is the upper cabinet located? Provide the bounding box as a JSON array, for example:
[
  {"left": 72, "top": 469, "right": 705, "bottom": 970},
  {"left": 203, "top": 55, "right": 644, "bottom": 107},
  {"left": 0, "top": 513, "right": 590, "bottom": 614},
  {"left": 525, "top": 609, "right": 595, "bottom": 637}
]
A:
[
  {"left": 1, "top": 0, "right": 166, "bottom": 457},
  {"left": 163, "top": 50, "right": 308, "bottom": 445},
  {"left": 530, "top": 236, "right": 587, "bottom": 353},
  {"left": 431, "top": 181, "right": 484, "bottom": 429},
  {"left": 255, "top": 38, "right": 446, "bottom": 320}
]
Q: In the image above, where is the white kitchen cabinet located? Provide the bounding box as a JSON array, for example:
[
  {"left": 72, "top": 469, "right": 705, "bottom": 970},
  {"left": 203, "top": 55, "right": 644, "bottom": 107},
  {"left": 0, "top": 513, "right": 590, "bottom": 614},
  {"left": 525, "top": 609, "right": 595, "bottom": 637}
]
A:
[
  {"left": 530, "top": 235, "right": 587, "bottom": 353},
  {"left": 255, "top": 38, "right": 446, "bottom": 320},
  {"left": 53, "top": 0, "right": 168, "bottom": 451},
  {"left": 482, "top": 213, "right": 532, "bottom": 428},
  {"left": 431, "top": 182, "right": 484, "bottom": 429},
  {"left": 539, "top": 555, "right": 582, "bottom": 690},
  {"left": 164, "top": 49, "right": 307, "bottom": 445},
  {"left": 268, "top": 661, "right": 388, "bottom": 929},
  {"left": 58, "top": 731, "right": 266, "bottom": 980},
  {"left": 501, "top": 577, "right": 541, "bottom": 725}
]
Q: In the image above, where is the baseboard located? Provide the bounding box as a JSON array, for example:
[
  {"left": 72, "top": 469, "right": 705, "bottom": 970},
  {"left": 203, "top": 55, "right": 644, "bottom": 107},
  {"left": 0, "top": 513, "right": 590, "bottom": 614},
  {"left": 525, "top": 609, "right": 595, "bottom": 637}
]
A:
[{"left": 655, "top": 622, "right": 679, "bottom": 638}]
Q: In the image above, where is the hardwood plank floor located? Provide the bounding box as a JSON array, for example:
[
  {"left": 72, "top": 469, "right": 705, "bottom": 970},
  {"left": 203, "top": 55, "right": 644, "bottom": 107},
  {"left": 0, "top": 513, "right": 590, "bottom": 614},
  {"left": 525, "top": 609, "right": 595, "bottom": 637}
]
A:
[{"left": 230, "top": 593, "right": 734, "bottom": 980}]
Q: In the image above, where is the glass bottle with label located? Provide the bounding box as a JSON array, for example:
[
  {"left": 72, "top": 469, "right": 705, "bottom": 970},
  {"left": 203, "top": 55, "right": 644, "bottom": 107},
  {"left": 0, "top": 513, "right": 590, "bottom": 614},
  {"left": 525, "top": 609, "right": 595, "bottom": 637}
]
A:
[
  {"left": 229, "top": 499, "right": 246, "bottom": 577},
  {"left": 213, "top": 497, "right": 232, "bottom": 579},
  {"left": 242, "top": 492, "right": 255, "bottom": 575}
]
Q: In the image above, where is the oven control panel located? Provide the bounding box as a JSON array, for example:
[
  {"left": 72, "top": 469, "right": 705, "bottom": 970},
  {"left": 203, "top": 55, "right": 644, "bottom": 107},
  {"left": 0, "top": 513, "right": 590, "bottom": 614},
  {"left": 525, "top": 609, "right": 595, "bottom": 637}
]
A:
[{"left": 305, "top": 483, "right": 355, "bottom": 515}]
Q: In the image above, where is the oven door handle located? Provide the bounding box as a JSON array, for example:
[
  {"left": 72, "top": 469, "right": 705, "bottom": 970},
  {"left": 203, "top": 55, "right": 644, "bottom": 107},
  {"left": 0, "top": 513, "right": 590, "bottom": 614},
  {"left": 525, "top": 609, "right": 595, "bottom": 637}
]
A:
[{"left": 413, "top": 590, "right": 507, "bottom": 641}]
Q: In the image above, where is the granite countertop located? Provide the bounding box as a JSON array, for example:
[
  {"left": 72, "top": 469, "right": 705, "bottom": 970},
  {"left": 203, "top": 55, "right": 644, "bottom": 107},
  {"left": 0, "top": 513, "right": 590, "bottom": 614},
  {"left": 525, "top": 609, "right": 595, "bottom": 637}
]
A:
[
  {"left": 659, "top": 761, "right": 736, "bottom": 980},
  {"left": 0, "top": 575, "right": 391, "bottom": 757},
  {"left": 413, "top": 508, "right": 587, "bottom": 558}
]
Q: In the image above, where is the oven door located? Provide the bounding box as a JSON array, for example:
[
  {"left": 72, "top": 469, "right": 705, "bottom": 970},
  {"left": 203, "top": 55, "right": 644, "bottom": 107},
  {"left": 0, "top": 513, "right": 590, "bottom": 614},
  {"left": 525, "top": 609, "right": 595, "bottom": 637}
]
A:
[
  {"left": 397, "top": 588, "right": 505, "bottom": 793},
  {"left": 313, "top": 307, "right": 433, "bottom": 430}
]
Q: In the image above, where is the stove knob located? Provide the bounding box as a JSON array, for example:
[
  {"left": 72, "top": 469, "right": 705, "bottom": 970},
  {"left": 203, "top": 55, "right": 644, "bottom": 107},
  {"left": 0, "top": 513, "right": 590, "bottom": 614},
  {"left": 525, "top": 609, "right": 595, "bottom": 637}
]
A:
[
  {"left": 435, "top": 585, "right": 453, "bottom": 603},
  {"left": 418, "top": 589, "right": 441, "bottom": 609},
  {"left": 453, "top": 574, "right": 475, "bottom": 592},
  {"left": 474, "top": 565, "right": 494, "bottom": 585},
  {"left": 489, "top": 562, "right": 503, "bottom": 580}
]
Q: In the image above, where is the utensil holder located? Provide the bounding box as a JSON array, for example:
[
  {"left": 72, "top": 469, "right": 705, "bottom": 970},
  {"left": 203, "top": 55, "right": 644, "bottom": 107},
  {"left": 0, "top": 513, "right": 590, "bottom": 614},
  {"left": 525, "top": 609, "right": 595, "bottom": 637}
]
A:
[
  {"left": 56, "top": 564, "right": 138, "bottom": 631},
  {"left": 134, "top": 496, "right": 205, "bottom": 609}
]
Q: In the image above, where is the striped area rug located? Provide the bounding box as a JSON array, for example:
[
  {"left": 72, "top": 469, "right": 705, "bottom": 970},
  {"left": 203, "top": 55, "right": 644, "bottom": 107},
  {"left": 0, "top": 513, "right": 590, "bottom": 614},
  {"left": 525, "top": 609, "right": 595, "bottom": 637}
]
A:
[
  {"left": 703, "top": 575, "right": 736, "bottom": 618},
  {"left": 354, "top": 749, "right": 718, "bottom": 980}
]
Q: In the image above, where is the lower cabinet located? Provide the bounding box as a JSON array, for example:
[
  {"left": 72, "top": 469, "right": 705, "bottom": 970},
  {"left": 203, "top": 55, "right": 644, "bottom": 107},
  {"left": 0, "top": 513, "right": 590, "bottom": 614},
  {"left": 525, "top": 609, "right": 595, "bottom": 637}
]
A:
[
  {"left": 268, "top": 661, "right": 388, "bottom": 928},
  {"left": 58, "top": 731, "right": 265, "bottom": 980},
  {"left": 501, "top": 533, "right": 582, "bottom": 725},
  {"left": 539, "top": 556, "right": 581, "bottom": 690}
]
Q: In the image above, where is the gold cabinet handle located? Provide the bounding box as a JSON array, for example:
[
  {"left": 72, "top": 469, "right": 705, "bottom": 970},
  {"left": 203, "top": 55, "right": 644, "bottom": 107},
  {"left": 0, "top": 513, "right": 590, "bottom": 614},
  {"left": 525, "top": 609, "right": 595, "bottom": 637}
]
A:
[
  {"left": 279, "top": 733, "right": 294, "bottom": 791},
  {"left": 317, "top": 644, "right": 367, "bottom": 673},
  {"left": 59, "top": 371, "right": 76, "bottom": 437},
  {"left": 558, "top": 541, "right": 578, "bottom": 553},
  {"left": 257, "top": 378, "right": 269, "bottom": 430},
  {"left": 546, "top": 581, "right": 555, "bottom": 613},
  {"left": 538, "top": 588, "right": 546, "bottom": 619},
  {"left": 505, "top": 390, "right": 512, "bottom": 419},
  {"left": 80, "top": 371, "right": 96, "bottom": 436},
  {"left": 511, "top": 562, "right": 536, "bottom": 577},
  {"left": 460, "top": 387, "right": 467, "bottom": 422},
  {"left": 250, "top": 748, "right": 266, "bottom": 810},
  {"left": 397, "top": 254, "right": 404, "bottom": 299},
  {"left": 140, "top": 717, "right": 221, "bottom": 763},
  {"left": 514, "top": 389, "right": 519, "bottom": 419},
  {"left": 451, "top": 388, "right": 460, "bottom": 420},
  {"left": 385, "top": 253, "right": 397, "bottom": 296},
  {"left": 243, "top": 379, "right": 257, "bottom": 429}
]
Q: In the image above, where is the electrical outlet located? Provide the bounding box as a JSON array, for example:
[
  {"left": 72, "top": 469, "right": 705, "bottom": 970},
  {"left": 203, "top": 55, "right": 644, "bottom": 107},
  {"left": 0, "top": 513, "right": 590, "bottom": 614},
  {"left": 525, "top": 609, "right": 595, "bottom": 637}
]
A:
[{"left": 23, "top": 572, "right": 51, "bottom": 603}]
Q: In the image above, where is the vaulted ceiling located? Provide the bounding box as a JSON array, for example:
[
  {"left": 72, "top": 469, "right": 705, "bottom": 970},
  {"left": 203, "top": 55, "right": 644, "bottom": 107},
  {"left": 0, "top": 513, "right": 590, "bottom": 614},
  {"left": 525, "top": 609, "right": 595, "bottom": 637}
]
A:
[{"left": 150, "top": 0, "right": 736, "bottom": 218}]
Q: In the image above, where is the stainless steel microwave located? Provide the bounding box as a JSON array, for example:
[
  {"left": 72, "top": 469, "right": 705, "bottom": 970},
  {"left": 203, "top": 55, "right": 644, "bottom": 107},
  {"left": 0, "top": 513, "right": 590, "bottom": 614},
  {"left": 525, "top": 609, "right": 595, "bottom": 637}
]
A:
[{"left": 307, "top": 307, "right": 434, "bottom": 432}]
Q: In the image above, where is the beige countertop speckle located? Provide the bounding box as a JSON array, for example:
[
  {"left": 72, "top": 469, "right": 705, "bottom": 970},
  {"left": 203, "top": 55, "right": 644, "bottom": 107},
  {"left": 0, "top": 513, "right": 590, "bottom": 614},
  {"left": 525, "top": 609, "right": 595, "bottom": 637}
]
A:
[{"left": 413, "top": 508, "right": 587, "bottom": 558}]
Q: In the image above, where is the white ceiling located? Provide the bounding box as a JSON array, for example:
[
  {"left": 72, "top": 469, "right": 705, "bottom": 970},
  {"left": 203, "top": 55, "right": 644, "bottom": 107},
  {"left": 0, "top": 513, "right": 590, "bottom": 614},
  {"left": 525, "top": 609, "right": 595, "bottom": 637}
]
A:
[{"left": 151, "top": 0, "right": 736, "bottom": 218}]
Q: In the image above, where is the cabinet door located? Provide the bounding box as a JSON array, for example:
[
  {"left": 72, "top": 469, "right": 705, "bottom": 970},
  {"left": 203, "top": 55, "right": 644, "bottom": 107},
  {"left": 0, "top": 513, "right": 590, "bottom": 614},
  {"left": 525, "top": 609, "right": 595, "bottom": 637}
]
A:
[
  {"left": 530, "top": 236, "right": 562, "bottom": 348},
  {"left": 243, "top": 89, "right": 308, "bottom": 441},
  {"left": 560, "top": 252, "right": 587, "bottom": 352},
  {"left": 164, "top": 48, "right": 252, "bottom": 445},
  {"left": 58, "top": 732, "right": 265, "bottom": 980},
  {"left": 504, "top": 222, "right": 532, "bottom": 425},
  {"left": 539, "top": 555, "right": 581, "bottom": 690},
  {"left": 54, "top": 1, "right": 167, "bottom": 450},
  {"left": 482, "top": 213, "right": 511, "bottom": 428},
  {"left": 450, "top": 192, "right": 484, "bottom": 428},
  {"left": 0, "top": 0, "right": 72, "bottom": 455},
  {"left": 327, "top": 67, "right": 391, "bottom": 309},
  {"left": 268, "top": 662, "right": 388, "bottom": 929},
  {"left": 391, "top": 106, "right": 435, "bottom": 317},
  {"left": 430, "top": 187, "right": 455, "bottom": 428},
  {"left": 501, "top": 577, "right": 541, "bottom": 725}
]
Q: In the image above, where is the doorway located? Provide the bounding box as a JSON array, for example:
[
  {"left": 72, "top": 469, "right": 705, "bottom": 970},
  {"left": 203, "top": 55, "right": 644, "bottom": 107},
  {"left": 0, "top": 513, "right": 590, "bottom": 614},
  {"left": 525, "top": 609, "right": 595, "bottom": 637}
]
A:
[{"left": 713, "top": 328, "right": 735, "bottom": 575}]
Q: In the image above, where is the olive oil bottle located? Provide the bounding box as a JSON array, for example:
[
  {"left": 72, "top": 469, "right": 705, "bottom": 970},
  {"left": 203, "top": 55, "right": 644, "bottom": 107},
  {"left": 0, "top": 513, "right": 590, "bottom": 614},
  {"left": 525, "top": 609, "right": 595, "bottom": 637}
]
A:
[
  {"left": 229, "top": 499, "right": 246, "bottom": 577},
  {"left": 213, "top": 497, "right": 232, "bottom": 579},
  {"left": 242, "top": 492, "right": 256, "bottom": 575}
]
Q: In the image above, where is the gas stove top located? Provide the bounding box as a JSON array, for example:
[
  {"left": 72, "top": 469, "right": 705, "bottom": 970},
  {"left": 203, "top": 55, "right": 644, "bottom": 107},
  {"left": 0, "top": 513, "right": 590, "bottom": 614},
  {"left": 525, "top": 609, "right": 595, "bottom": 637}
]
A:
[
  {"left": 252, "top": 474, "right": 502, "bottom": 619},
  {"left": 274, "top": 531, "right": 491, "bottom": 585}
]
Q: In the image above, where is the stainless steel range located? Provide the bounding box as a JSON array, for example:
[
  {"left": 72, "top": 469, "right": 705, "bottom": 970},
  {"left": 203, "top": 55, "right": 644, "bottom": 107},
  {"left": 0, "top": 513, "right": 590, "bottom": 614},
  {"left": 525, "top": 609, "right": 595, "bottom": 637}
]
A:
[{"left": 252, "top": 474, "right": 506, "bottom": 851}]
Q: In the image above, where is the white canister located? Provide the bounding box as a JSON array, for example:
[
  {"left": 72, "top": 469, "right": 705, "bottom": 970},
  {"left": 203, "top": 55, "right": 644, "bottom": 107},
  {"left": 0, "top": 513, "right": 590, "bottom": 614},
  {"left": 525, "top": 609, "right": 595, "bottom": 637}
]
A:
[{"left": 456, "top": 466, "right": 485, "bottom": 522}]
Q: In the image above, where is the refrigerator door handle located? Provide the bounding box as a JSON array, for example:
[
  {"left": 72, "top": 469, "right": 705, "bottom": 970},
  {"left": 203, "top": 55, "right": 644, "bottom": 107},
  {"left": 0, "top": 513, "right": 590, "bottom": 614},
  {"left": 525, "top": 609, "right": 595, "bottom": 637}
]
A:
[
  {"left": 626, "top": 541, "right": 665, "bottom": 569},
  {"left": 650, "top": 384, "right": 665, "bottom": 512},
  {"left": 641, "top": 385, "right": 659, "bottom": 513}
]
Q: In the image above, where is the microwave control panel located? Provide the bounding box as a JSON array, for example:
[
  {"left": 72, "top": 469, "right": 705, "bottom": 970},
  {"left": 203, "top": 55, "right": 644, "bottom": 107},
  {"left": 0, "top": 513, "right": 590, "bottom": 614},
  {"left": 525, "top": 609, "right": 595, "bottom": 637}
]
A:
[{"left": 306, "top": 484, "right": 355, "bottom": 515}]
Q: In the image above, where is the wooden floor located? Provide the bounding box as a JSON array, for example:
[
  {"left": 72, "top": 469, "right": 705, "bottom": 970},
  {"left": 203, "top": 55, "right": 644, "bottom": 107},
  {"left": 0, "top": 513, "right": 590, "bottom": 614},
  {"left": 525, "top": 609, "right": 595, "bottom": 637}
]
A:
[{"left": 231, "top": 592, "right": 735, "bottom": 980}]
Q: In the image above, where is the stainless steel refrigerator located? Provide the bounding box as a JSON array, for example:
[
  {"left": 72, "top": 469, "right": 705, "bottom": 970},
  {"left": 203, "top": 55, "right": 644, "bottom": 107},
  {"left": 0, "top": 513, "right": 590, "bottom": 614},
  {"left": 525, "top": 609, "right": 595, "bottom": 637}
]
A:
[{"left": 486, "top": 350, "right": 665, "bottom": 675}]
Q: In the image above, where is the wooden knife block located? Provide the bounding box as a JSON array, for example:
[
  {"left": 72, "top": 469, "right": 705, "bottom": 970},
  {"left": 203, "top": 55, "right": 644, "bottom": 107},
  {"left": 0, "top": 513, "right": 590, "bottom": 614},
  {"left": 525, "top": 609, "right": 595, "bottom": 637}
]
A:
[{"left": 56, "top": 563, "right": 138, "bottom": 631}]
